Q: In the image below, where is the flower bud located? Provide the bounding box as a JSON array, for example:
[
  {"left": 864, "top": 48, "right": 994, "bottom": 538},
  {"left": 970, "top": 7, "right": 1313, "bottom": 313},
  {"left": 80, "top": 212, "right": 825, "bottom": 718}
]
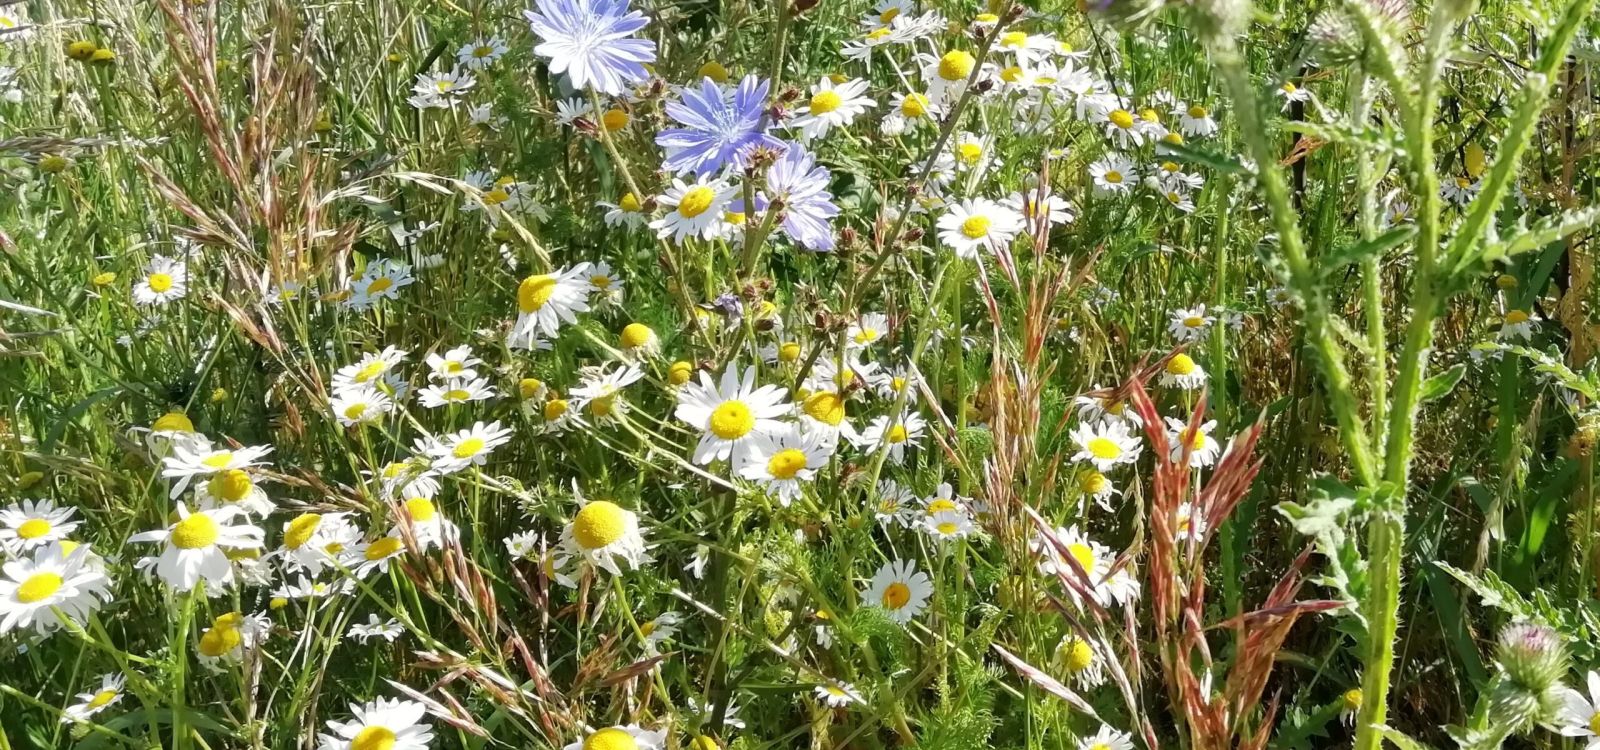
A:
[{"left": 1496, "top": 623, "right": 1568, "bottom": 692}]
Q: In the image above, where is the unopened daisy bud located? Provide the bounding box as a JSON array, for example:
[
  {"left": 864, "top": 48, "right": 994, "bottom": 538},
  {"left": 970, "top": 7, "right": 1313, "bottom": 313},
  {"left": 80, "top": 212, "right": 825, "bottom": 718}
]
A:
[
  {"left": 668, "top": 360, "right": 695, "bottom": 385},
  {"left": 697, "top": 60, "right": 729, "bottom": 83},
  {"left": 1464, "top": 142, "right": 1487, "bottom": 178},
  {"left": 91, "top": 271, "right": 117, "bottom": 286},
  {"left": 89, "top": 47, "right": 116, "bottom": 64},
  {"left": 518, "top": 378, "right": 546, "bottom": 400},
  {"left": 601, "top": 107, "right": 629, "bottom": 131},
  {"left": 269, "top": 596, "right": 288, "bottom": 609},
  {"left": 152, "top": 410, "right": 195, "bottom": 433},
  {"left": 937, "top": 50, "right": 975, "bottom": 81},
  {"left": 1495, "top": 273, "right": 1518, "bottom": 290},
  {"left": 65, "top": 40, "right": 98, "bottom": 60},
  {"left": 1496, "top": 622, "right": 1568, "bottom": 692},
  {"left": 619, "top": 322, "right": 659, "bottom": 358},
  {"left": 37, "top": 154, "right": 69, "bottom": 174}
]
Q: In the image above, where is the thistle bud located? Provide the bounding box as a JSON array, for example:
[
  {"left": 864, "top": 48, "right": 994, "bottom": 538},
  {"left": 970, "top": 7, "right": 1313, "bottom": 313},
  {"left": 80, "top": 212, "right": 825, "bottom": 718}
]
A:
[
  {"left": 1495, "top": 623, "right": 1568, "bottom": 693},
  {"left": 1307, "top": 10, "right": 1362, "bottom": 66}
]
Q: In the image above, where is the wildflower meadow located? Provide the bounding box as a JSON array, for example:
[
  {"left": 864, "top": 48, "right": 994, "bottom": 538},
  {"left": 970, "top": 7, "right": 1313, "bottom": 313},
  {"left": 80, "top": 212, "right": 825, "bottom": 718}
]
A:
[{"left": 4, "top": 0, "right": 1600, "bottom": 748}]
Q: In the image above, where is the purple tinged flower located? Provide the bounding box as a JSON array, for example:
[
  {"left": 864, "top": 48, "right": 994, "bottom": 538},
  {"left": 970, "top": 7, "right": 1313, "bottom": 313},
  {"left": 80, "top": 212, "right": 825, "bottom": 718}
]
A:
[
  {"left": 523, "top": 0, "right": 656, "bottom": 96},
  {"left": 657, "top": 75, "right": 786, "bottom": 176},
  {"left": 765, "top": 146, "right": 840, "bottom": 251}
]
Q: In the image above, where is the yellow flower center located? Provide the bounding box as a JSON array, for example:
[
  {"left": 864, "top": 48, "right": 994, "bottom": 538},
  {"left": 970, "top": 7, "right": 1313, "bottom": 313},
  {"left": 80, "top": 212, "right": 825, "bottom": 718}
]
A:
[
  {"left": 351, "top": 725, "right": 398, "bottom": 750},
  {"left": 1000, "top": 66, "right": 1024, "bottom": 83},
  {"left": 147, "top": 273, "right": 174, "bottom": 293},
  {"left": 1140, "top": 108, "right": 1160, "bottom": 123},
  {"left": 1000, "top": 31, "right": 1027, "bottom": 48},
  {"left": 452, "top": 437, "right": 485, "bottom": 459},
  {"left": 619, "top": 192, "right": 642, "bottom": 212},
  {"left": 1183, "top": 315, "right": 1205, "bottom": 328},
  {"left": 900, "top": 93, "right": 929, "bottom": 118},
  {"left": 1067, "top": 542, "right": 1097, "bottom": 573},
  {"left": 208, "top": 469, "right": 254, "bottom": 503},
  {"left": 926, "top": 499, "right": 957, "bottom": 514},
  {"left": 1103, "top": 170, "right": 1123, "bottom": 184},
  {"left": 803, "top": 392, "right": 845, "bottom": 426},
  {"left": 1166, "top": 353, "right": 1196, "bottom": 376},
  {"left": 483, "top": 187, "right": 511, "bottom": 206},
  {"left": 1063, "top": 638, "right": 1094, "bottom": 672},
  {"left": 153, "top": 411, "right": 195, "bottom": 432},
  {"left": 519, "top": 378, "right": 545, "bottom": 399},
  {"left": 202, "top": 451, "right": 236, "bottom": 469},
  {"left": 473, "top": 45, "right": 494, "bottom": 58},
  {"left": 890, "top": 376, "right": 907, "bottom": 392},
  {"left": 886, "top": 424, "right": 909, "bottom": 444},
  {"left": 709, "top": 401, "right": 756, "bottom": 440},
  {"left": 621, "top": 323, "right": 653, "bottom": 349},
  {"left": 16, "top": 518, "right": 51, "bottom": 540},
  {"left": 364, "top": 537, "right": 403, "bottom": 561},
  {"left": 602, "top": 108, "right": 629, "bottom": 131},
  {"left": 16, "top": 572, "right": 63, "bottom": 603},
  {"left": 1108, "top": 109, "right": 1135, "bottom": 130},
  {"left": 975, "top": 12, "right": 998, "bottom": 22},
  {"left": 957, "top": 142, "right": 983, "bottom": 166},
  {"left": 517, "top": 274, "right": 557, "bottom": 313},
  {"left": 937, "top": 50, "right": 975, "bottom": 81},
  {"left": 366, "top": 277, "right": 394, "bottom": 295},
  {"left": 543, "top": 399, "right": 569, "bottom": 421},
  {"left": 443, "top": 388, "right": 471, "bottom": 402},
  {"left": 724, "top": 210, "right": 746, "bottom": 225},
  {"left": 583, "top": 728, "right": 639, "bottom": 750},
  {"left": 1187, "top": 105, "right": 1208, "bottom": 119},
  {"left": 283, "top": 513, "right": 322, "bottom": 549},
  {"left": 677, "top": 186, "right": 716, "bottom": 218},
  {"left": 1343, "top": 688, "right": 1364, "bottom": 712},
  {"left": 588, "top": 395, "right": 617, "bottom": 417},
  {"left": 1163, "top": 132, "right": 1184, "bottom": 145},
  {"left": 698, "top": 61, "right": 729, "bottom": 83},
  {"left": 779, "top": 342, "right": 801, "bottom": 362},
  {"left": 86, "top": 689, "right": 119, "bottom": 709},
  {"left": 405, "top": 497, "right": 437, "bottom": 522},
  {"left": 1078, "top": 471, "right": 1107, "bottom": 494},
  {"left": 767, "top": 449, "right": 809, "bottom": 480},
  {"left": 171, "top": 513, "right": 220, "bottom": 549},
  {"left": 879, "top": 6, "right": 900, "bottom": 22},
  {"left": 354, "top": 361, "right": 386, "bottom": 383},
  {"left": 1495, "top": 274, "right": 1518, "bottom": 290},
  {"left": 1589, "top": 711, "right": 1600, "bottom": 736},
  {"left": 936, "top": 521, "right": 960, "bottom": 535},
  {"left": 572, "top": 501, "right": 629, "bottom": 550},
  {"left": 960, "top": 215, "right": 991, "bottom": 239},
  {"left": 669, "top": 362, "right": 694, "bottom": 385},
  {"left": 92, "top": 271, "right": 117, "bottom": 286},
  {"left": 1504, "top": 310, "right": 1529, "bottom": 324},
  {"left": 1282, "top": 82, "right": 1298, "bottom": 93},
  {"left": 344, "top": 403, "right": 369, "bottom": 420},
  {"left": 881, "top": 581, "right": 912, "bottom": 609},
  {"left": 854, "top": 328, "right": 879, "bottom": 345},
  {"left": 1090, "top": 744, "right": 1111, "bottom": 750},
  {"left": 867, "top": 27, "right": 892, "bottom": 41},
  {"left": 1086, "top": 437, "right": 1121, "bottom": 460},
  {"left": 809, "top": 90, "right": 843, "bottom": 115},
  {"left": 197, "top": 624, "right": 242, "bottom": 657}
]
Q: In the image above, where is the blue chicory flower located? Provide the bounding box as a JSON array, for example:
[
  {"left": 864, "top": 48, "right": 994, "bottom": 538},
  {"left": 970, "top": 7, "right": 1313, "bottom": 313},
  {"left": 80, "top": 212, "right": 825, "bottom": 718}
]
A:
[
  {"left": 524, "top": 0, "right": 657, "bottom": 96},
  {"left": 657, "top": 75, "right": 786, "bottom": 176}
]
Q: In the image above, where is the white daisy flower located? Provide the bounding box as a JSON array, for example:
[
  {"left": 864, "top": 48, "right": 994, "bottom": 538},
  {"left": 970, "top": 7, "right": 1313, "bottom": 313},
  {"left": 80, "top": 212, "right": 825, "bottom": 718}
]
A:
[
  {"left": 674, "top": 364, "right": 791, "bottom": 465},
  {"left": 1076, "top": 725, "right": 1134, "bottom": 750},
  {"left": 1097, "top": 106, "right": 1144, "bottom": 148},
  {"left": 813, "top": 681, "right": 865, "bottom": 707},
  {"left": 0, "top": 542, "right": 111, "bottom": 637},
  {"left": 348, "top": 614, "right": 405, "bottom": 643},
  {"left": 1165, "top": 418, "right": 1220, "bottom": 468},
  {"left": 638, "top": 611, "right": 681, "bottom": 655},
  {"left": 195, "top": 611, "right": 269, "bottom": 669},
  {"left": 1056, "top": 634, "right": 1107, "bottom": 688},
  {"left": 601, "top": 194, "right": 648, "bottom": 229},
  {"left": 570, "top": 363, "right": 646, "bottom": 424},
  {"left": 130, "top": 504, "right": 263, "bottom": 592},
  {"left": 510, "top": 264, "right": 593, "bottom": 347},
  {"left": 133, "top": 255, "right": 188, "bottom": 306},
  {"left": 161, "top": 442, "right": 274, "bottom": 498},
  {"left": 1441, "top": 175, "right": 1481, "bottom": 206},
  {"left": 1160, "top": 353, "right": 1207, "bottom": 390},
  {"left": 790, "top": 76, "right": 874, "bottom": 140},
  {"left": 425, "top": 345, "right": 483, "bottom": 381},
  {"left": 923, "top": 509, "right": 976, "bottom": 543},
  {"left": 424, "top": 420, "right": 514, "bottom": 474},
  {"left": 739, "top": 425, "right": 834, "bottom": 505},
  {"left": 332, "top": 347, "right": 409, "bottom": 396},
  {"left": 392, "top": 496, "right": 456, "bottom": 552},
  {"left": 920, "top": 50, "right": 980, "bottom": 104},
  {"left": 1069, "top": 420, "right": 1142, "bottom": 471},
  {"left": 557, "top": 499, "right": 651, "bottom": 577},
  {"left": 344, "top": 534, "right": 408, "bottom": 579},
  {"left": 1497, "top": 309, "right": 1539, "bottom": 341},
  {"left": 346, "top": 261, "right": 415, "bottom": 310},
  {"left": 862, "top": 558, "right": 933, "bottom": 624},
  {"left": 873, "top": 479, "right": 917, "bottom": 528},
  {"left": 1173, "top": 101, "right": 1218, "bottom": 137},
  {"left": 853, "top": 412, "right": 926, "bottom": 465},
  {"left": 1277, "top": 81, "right": 1311, "bottom": 109},
  {"left": 650, "top": 177, "right": 738, "bottom": 244},
  {"left": 1553, "top": 670, "right": 1600, "bottom": 748},
  {"left": 1075, "top": 467, "right": 1121, "bottom": 511},
  {"left": 1003, "top": 188, "right": 1075, "bottom": 227},
  {"left": 62, "top": 673, "right": 126, "bottom": 723},
  {"left": 561, "top": 726, "right": 666, "bottom": 750},
  {"left": 1032, "top": 525, "right": 1140, "bottom": 607},
  {"left": 936, "top": 197, "right": 1026, "bottom": 259},
  {"left": 417, "top": 377, "right": 497, "bottom": 409},
  {"left": 587, "top": 261, "right": 627, "bottom": 307},
  {"left": 1089, "top": 155, "right": 1137, "bottom": 196},
  {"left": 275, "top": 512, "right": 357, "bottom": 577},
  {"left": 847, "top": 312, "right": 890, "bottom": 349},
  {"left": 1173, "top": 500, "right": 1208, "bottom": 542},
  {"left": 0, "top": 499, "right": 81, "bottom": 554},
  {"left": 193, "top": 468, "right": 275, "bottom": 517},
  {"left": 331, "top": 388, "right": 394, "bottom": 427},
  {"left": 456, "top": 36, "right": 508, "bottom": 70},
  {"left": 317, "top": 697, "right": 434, "bottom": 750},
  {"left": 1168, "top": 304, "right": 1215, "bottom": 342},
  {"left": 1073, "top": 388, "right": 1144, "bottom": 428}
]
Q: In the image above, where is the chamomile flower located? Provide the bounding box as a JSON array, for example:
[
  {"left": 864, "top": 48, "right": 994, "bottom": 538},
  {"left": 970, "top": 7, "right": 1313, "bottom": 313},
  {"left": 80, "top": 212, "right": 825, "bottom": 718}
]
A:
[
  {"left": 1069, "top": 421, "right": 1142, "bottom": 471},
  {"left": 417, "top": 377, "right": 497, "bottom": 409},
  {"left": 0, "top": 499, "right": 80, "bottom": 554},
  {"left": 130, "top": 504, "right": 263, "bottom": 591},
  {"left": 195, "top": 611, "right": 269, "bottom": 668},
  {"left": 161, "top": 442, "right": 274, "bottom": 498},
  {"left": 814, "top": 681, "right": 865, "bottom": 707},
  {"left": 1097, "top": 106, "right": 1144, "bottom": 148},
  {"left": 650, "top": 177, "right": 737, "bottom": 243},
  {"left": 1553, "top": 671, "right": 1600, "bottom": 748},
  {"left": 1498, "top": 309, "right": 1539, "bottom": 341},
  {"left": 332, "top": 347, "right": 410, "bottom": 396},
  {"left": 562, "top": 726, "right": 666, "bottom": 750},
  {"left": 570, "top": 363, "right": 646, "bottom": 423},
  {"left": 133, "top": 255, "right": 188, "bottom": 306},
  {"left": 847, "top": 312, "right": 890, "bottom": 349},
  {"left": 739, "top": 426, "right": 833, "bottom": 505},
  {"left": 936, "top": 197, "right": 1025, "bottom": 259},
  {"left": 1277, "top": 81, "right": 1311, "bottom": 108},
  {"left": 345, "top": 534, "right": 408, "bottom": 578},
  {"left": 349, "top": 614, "right": 405, "bottom": 643},
  {"left": 790, "top": 76, "right": 873, "bottom": 140},
  {"left": 923, "top": 510, "right": 976, "bottom": 543},
  {"left": 1173, "top": 501, "right": 1207, "bottom": 542},
  {"left": 1339, "top": 687, "right": 1364, "bottom": 726},
  {"left": 921, "top": 49, "right": 979, "bottom": 103},
  {"left": 62, "top": 673, "right": 126, "bottom": 723},
  {"left": 510, "top": 264, "right": 593, "bottom": 347},
  {"left": 1077, "top": 725, "right": 1134, "bottom": 750},
  {"left": 1056, "top": 634, "right": 1107, "bottom": 688},
  {"left": 456, "top": 36, "right": 508, "bottom": 70},
  {"left": 617, "top": 323, "right": 660, "bottom": 359},
  {"left": 1441, "top": 175, "right": 1481, "bottom": 206},
  {"left": 862, "top": 558, "right": 932, "bottom": 624},
  {"left": 588, "top": 262, "right": 627, "bottom": 306},
  {"left": 1160, "top": 353, "right": 1207, "bottom": 390},
  {"left": 193, "top": 468, "right": 275, "bottom": 517},
  {"left": 1168, "top": 304, "right": 1215, "bottom": 342},
  {"left": 331, "top": 388, "right": 394, "bottom": 427},
  {"left": 0, "top": 543, "right": 111, "bottom": 636},
  {"left": 873, "top": 479, "right": 918, "bottom": 528},
  {"left": 392, "top": 496, "right": 456, "bottom": 552},
  {"left": 346, "top": 261, "right": 414, "bottom": 310},
  {"left": 557, "top": 499, "right": 650, "bottom": 577},
  {"left": 601, "top": 194, "right": 648, "bottom": 229},
  {"left": 424, "top": 421, "right": 514, "bottom": 474},
  {"left": 861, "top": 0, "right": 913, "bottom": 27},
  {"left": 1089, "top": 155, "right": 1136, "bottom": 196},
  {"left": 318, "top": 697, "right": 434, "bottom": 750},
  {"left": 1160, "top": 189, "right": 1197, "bottom": 213},
  {"left": 874, "top": 365, "right": 920, "bottom": 403},
  {"left": 1075, "top": 467, "right": 1121, "bottom": 511},
  {"left": 888, "top": 91, "right": 940, "bottom": 128},
  {"left": 1032, "top": 525, "right": 1140, "bottom": 606},
  {"left": 674, "top": 364, "right": 791, "bottom": 465},
  {"left": 1173, "top": 101, "right": 1218, "bottom": 137},
  {"left": 1165, "top": 418, "right": 1220, "bottom": 468},
  {"left": 854, "top": 412, "right": 926, "bottom": 465},
  {"left": 1073, "top": 388, "right": 1143, "bottom": 428},
  {"left": 425, "top": 345, "right": 483, "bottom": 381},
  {"left": 1003, "top": 188, "right": 1075, "bottom": 226},
  {"left": 638, "top": 611, "right": 681, "bottom": 654}
]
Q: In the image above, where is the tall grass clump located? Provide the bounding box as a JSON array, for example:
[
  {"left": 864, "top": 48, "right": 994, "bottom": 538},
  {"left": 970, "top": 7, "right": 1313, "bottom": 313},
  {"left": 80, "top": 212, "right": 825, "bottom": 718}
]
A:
[{"left": 2, "top": 0, "right": 1600, "bottom": 748}]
